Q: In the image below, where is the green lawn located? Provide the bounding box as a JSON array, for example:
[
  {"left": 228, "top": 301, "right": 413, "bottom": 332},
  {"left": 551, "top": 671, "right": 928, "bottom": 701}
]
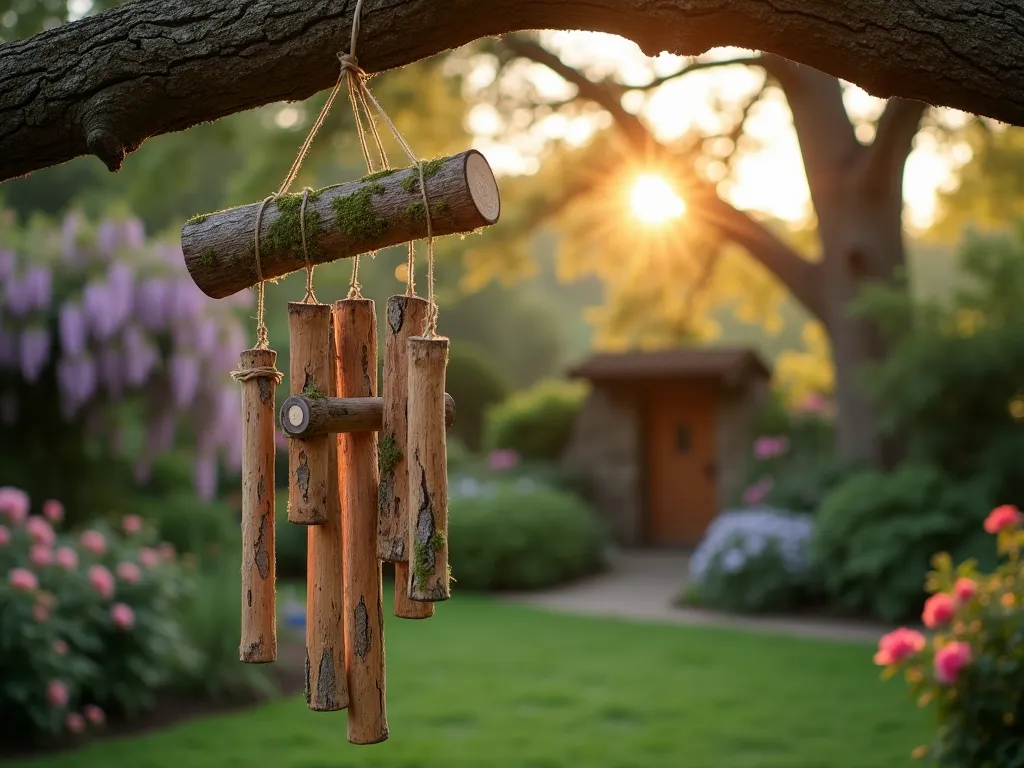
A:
[{"left": 14, "top": 594, "right": 927, "bottom": 768}]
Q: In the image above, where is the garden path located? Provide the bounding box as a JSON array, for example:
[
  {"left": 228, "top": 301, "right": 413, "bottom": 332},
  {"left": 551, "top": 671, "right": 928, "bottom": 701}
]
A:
[{"left": 502, "top": 550, "right": 893, "bottom": 643}]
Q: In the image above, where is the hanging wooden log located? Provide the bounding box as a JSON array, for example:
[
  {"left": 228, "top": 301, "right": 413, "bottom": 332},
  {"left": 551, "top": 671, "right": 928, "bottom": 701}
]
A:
[
  {"left": 379, "top": 295, "right": 434, "bottom": 620},
  {"left": 305, "top": 312, "right": 349, "bottom": 712},
  {"left": 239, "top": 348, "right": 278, "bottom": 663},
  {"left": 334, "top": 298, "right": 388, "bottom": 745},
  {"left": 407, "top": 336, "right": 451, "bottom": 603},
  {"left": 182, "top": 150, "right": 501, "bottom": 299},
  {"left": 287, "top": 302, "right": 332, "bottom": 526},
  {"left": 279, "top": 393, "right": 455, "bottom": 438}
]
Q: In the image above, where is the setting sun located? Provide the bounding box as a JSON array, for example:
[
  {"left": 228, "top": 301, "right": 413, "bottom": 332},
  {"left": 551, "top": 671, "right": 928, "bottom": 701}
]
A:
[{"left": 630, "top": 174, "right": 686, "bottom": 224}]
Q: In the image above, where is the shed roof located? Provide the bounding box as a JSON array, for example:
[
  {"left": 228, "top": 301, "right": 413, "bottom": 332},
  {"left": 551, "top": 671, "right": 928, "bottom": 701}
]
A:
[{"left": 568, "top": 347, "right": 770, "bottom": 385}]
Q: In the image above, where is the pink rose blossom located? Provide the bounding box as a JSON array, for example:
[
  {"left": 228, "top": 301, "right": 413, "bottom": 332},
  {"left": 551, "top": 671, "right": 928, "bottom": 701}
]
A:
[
  {"left": 742, "top": 476, "right": 774, "bottom": 506},
  {"left": 797, "top": 392, "right": 830, "bottom": 415},
  {"left": 138, "top": 547, "right": 160, "bottom": 568},
  {"left": 0, "top": 486, "right": 29, "bottom": 524},
  {"left": 32, "top": 602, "right": 49, "bottom": 622},
  {"left": 923, "top": 592, "right": 956, "bottom": 628},
  {"left": 121, "top": 514, "right": 143, "bottom": 534},
  {"left": 55, "top": 546, "right": 78, "bottom": 571},
  {"left": 984, "top": 504, "right": 1023, "bottom": 534},
  {"left": 30, "top": 544, "right": 53, "bottom": 566},
  {"left": 66, "top": 713, "right": 86, "bottom": 734},
  {"left": 9, "top": 567, "right": 38, "bottom": 591},
  {"left": 873, "top": 627, "right": 926, "bottom": 666},
  {"left": 0, "top": 525, "right": 8, "bottom": 545},
  {"left": 934, "top": 641, "right": 972, "bottom": 684},
  {"left": 110, "top": 602, "right": 135, "bottom": 630},
  {"left": 26, "top": 516, "right": 55, "bottom": 545},
  {"left": 953, "top": 578, "right": 978, "bottom": 603},
  {"left": 47, "top": 679, "right": 69, "bottom": 708},
  {"left": 83, "top": 704, "right": 104, "bottom": 726},
  {"left": 42, "top": 499, "right": 64, "bottom": 524},
  {"left": 79, "top": 530, "right": 106, "bottom": 556},
  {"left": 87, "top": 564, "right": 115, "bottom": 599},
  {"left": 753, "top": 436, "right": 790, "bottom": 460},
  {"left": 487, "top": 449, "right": 520, "bottom": 471},
  {"left": 52, "top": 639, "right": 68, "bottom": 656},
  {"left": 116, "top": 561, "right": 141, "bottom": 584}
]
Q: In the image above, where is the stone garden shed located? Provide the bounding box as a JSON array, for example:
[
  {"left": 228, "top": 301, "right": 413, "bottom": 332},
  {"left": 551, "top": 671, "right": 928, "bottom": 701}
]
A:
[{"left": 564, "top": 348, "right": 770, "bottom": 548}]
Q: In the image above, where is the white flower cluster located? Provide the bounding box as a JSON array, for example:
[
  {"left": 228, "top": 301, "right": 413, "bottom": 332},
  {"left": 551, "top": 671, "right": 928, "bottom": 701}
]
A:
[{"left": 689, "top": 506, "right": 815, "bottom": 584}]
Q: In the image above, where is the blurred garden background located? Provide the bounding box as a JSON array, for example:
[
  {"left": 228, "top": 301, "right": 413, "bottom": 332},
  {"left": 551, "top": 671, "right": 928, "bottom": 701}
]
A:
[{"left": 2, "top": 2, "right": 1024, "bottom": 766}]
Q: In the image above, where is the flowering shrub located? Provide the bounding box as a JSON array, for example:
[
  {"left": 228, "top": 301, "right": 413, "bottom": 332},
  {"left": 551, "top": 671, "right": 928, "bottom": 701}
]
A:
[
  {"left": 0, "top": 487, "right": 199, "bottom": 745},
  {"left": 875, "top": 505, "right": 1024, "bottom": 766},
  {"left": 0, "top": 210, "right": 249, "bottom": 508},
  {"left": 688, "top": 507, "right": 819, "bottom": 613},
  {"left": 484, "top": 379, "right": 587, "bottom": 462}
]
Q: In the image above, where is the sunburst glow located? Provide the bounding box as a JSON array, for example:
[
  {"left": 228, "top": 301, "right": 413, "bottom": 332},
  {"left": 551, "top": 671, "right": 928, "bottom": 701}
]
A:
[{"left": 630, "top": 174, "right": 685, "bottom": 224}]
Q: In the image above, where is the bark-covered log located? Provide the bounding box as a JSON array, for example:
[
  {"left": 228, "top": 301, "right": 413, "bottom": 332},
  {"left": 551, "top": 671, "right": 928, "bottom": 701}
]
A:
[
  {"left": 379, "top": 296, "right": 434, "bottom": 620},
  {"left": 334, "top": 298, "right": 388, "bottom": 745},
  {"left": 279, "top": 393, "right": 455, "bottom": 438},
  {"left": 406, "top": 336, "right": 451, "bottom": 603},
  {"left": 181, "top": 151, "right": 500, "bottom": 299},
  {"left": 287, "top": 302, "right": 331, "bottom": 526},
  {"left": 305, "top": 312, "right": 349, "bottom": 712},
  {"left": 238, "top": 348, "right": 277, "bottom": 664},
  {"left": 2, "top": 0, "right": 1023, "bottom": 184}
]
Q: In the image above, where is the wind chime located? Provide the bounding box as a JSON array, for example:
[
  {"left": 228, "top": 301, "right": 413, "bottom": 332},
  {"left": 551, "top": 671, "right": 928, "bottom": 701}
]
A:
[{"left": 177, "top": 0, "right": 500, "bottom": 745}]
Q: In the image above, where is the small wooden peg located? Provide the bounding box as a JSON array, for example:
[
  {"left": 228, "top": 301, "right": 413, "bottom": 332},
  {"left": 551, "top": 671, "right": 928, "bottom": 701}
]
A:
[
  {"left": 239, "top": 348, "right": 278, "bottom": 663},
  {"left": 334, "top": 298, "right": 389, "bottom": 745},
  {"left": 380, "top": 295, "right": 434, "bottom": 620},
  {"left": 407, "top": 336, "right": 451, "bottom": 603},
  {"left": 305, "top": 312, "right": 349, "bottom": 712},
  {"left": 287, "top": 302, "right": 332, "bottom": 526}
]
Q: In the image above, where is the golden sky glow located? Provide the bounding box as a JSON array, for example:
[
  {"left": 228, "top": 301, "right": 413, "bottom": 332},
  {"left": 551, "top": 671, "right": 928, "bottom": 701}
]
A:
[
  {"left": 631, "top": 174, "right": 686, "bottom": 224},
  {"left": 463, "top": 32, "right": 976, "bottom": 233}
]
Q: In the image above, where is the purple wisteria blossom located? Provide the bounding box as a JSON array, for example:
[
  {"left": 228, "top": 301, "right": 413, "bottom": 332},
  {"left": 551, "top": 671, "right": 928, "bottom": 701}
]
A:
[
  {"left": 59, "top": 303, "right": 87, "bottom": 357},
  {"left": 19, "top": 328, "right": 50, "bottom": 382}
]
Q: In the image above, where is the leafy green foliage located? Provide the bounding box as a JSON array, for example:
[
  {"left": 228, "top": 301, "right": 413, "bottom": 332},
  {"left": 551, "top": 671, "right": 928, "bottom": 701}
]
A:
[
  {"left": 274, "top": 490, "right": 307, "bottom": 580},
  {"left": 448, "top": 484, "right": 607, "bottom": 590},
  {"left": 444, "top": 342, "right": 510, "bottom": 450},
  {"left": 484, "top": 379, "right": 587, "bottom": 462},
  {"left": 814, "top": 464, "right": 992, "bottom": 622}
]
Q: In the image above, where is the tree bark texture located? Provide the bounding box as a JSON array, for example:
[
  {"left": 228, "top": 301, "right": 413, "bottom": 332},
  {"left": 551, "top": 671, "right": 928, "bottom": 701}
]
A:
[
  {"left": 181, "top": 151, "right": 500, "bottom": 299},
  {"left": 238, "top": 348, "right": 277, "bottom": 664},
  {"left": 305, "top": 311, "right": 350, "bottom": 712},
  {"left": 287, "top": 302, "right": 331, "bottom": 526},
  {"left": 280, "top": 392, "right": 455, "bottom": 438},
  {"left": 379, "top": 296, "right": 434, "bottom": 620},
  {"left": 334, "top": 298, "right": 388, "bottom": 745},
  {"left": 1, "top": 0, "right": 1022, "bottom": 182},
  {"left": 406, "top": 336, "right": 451, "bottom": 603}
]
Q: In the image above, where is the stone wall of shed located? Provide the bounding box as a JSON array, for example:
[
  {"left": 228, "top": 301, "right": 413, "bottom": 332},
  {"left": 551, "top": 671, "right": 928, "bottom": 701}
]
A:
[{"left": 563, "top": 385, "right": 642, "bottom": 546}]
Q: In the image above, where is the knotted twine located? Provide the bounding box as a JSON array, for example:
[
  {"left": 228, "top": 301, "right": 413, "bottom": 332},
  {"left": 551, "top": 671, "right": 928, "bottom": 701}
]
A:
[{"left": 233, "top": 0, "right": 440, "bottom": 390}]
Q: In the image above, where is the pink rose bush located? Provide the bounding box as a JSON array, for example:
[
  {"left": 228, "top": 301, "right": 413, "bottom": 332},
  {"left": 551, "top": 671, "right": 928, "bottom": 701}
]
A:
[
  {"left": 875, "top": 505, "right": 1024, "bottom": 765},
  {"left": 0, "top": 487, "right": 195, "bottom": 745}
]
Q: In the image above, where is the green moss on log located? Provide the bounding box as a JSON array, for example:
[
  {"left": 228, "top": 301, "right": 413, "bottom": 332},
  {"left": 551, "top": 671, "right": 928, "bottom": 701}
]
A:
[
  {"left": 378, "top": 433, "right": 402, "bottom": 478},
  {"left": 400, "top": 156, "right": 448, "bottom": 193},
  {"left": 361, "top": 168, "right": 396, "bottom": 182},
  {"left": 186, "top": 213, "right": 209, "bottom": 226},
  {"left": 261, "top": 193, "right": 323, "bottom": 258},
  {"left": 302, "top": 382, "right": 326, "bottom": 400},
  {"left": 332, "top": 183, "right": 388, "bottom": 241},
  {"left": 201, "top": 248, "right": 215, "bottom": 266},
  {"left": 405, "top": 200, "right": 450, "bottom": 223}
]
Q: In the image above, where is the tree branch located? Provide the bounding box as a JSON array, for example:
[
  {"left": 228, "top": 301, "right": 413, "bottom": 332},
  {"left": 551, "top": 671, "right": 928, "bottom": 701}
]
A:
[
  {"left": 629, "top": 55, "right": 766, "bottom": 91},
  {"left": 2, "top": 0, "right": 1024, "bottom": 182},
  {"left": 863, "top": 98, "right": 928, "bottom": 190}
]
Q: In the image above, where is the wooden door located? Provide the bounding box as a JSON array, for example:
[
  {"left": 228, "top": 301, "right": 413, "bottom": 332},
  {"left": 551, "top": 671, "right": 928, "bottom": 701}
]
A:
[{"left": 644, "top": 381, "right": 718, "bottom": 547}]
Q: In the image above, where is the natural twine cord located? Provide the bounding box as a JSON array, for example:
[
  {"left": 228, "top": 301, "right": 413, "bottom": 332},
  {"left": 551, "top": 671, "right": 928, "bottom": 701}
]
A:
[{"left": 241, "top": 0, "right": 440, "bottom": 362}]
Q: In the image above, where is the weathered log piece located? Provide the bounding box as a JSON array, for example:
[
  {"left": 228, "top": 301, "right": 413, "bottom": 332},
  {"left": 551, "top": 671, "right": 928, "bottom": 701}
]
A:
[
  {"left": 406, "top": 336, "right": 451, "bottom": 603},
  {"left": 305, "top": 311, "right": 349, "bottom": 712},
  {"left": 334, "top": 298, "right": 388, "bottom": 745},
  {"left": 287, "top": 303, "right": 332, "bottom": 525},
  {"left": 239, "top": 348, "right": 278, "bottom": 663},
  {"left": 182, "top": 151, "right": 500, "bottom": 299},
  {"left": 380, "top": 295, "right": 434, "bottom": 620},
  {"left": 279, "top": 393, "right": 455, "bottom": 438}
]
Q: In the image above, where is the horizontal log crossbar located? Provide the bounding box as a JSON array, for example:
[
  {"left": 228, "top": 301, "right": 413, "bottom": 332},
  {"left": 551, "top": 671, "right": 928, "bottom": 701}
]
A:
[{"left": 280, "top": 393, "right": 456, "bottom": 438}]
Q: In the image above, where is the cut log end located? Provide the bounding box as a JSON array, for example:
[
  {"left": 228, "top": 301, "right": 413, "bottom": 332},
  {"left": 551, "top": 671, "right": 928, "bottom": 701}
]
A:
[{"left": 394, "top": 561, "right": 435, "bottom": 619}]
